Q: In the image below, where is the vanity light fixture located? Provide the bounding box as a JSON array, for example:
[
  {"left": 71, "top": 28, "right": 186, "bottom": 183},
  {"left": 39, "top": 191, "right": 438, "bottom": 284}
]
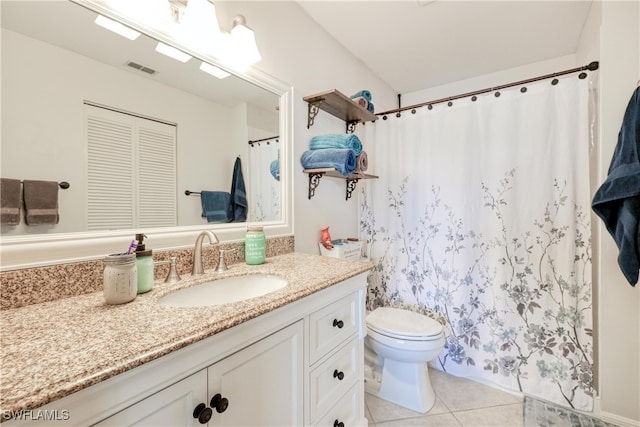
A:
[
  {"left": 200, "top": 62, "right": 230, "bottom": 79},
  {"left": 155, "top": 42, "right": 192, "bottom": 63},
  {"left": 181, "top": 0, "right": 222, "bottom": 43},
  {"left": 94, "top": 15, "right": 141, "bottom": 40},
  {"left": 226, "top": 15, "right": 262, "bottom": 70}
]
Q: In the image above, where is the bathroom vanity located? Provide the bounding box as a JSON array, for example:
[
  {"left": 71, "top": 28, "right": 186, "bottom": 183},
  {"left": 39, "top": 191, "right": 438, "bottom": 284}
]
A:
[{"left": 1, "top": 254, "right": 371, "bottom": 426}]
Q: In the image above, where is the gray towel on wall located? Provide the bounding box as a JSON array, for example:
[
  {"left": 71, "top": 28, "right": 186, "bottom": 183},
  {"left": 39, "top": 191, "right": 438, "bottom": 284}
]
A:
[
  {"left": 23, "top": 180, "right": 59, "bottom": 225},
  {"left": 1, "top": 178, "right": 22, "bottom": 225}
]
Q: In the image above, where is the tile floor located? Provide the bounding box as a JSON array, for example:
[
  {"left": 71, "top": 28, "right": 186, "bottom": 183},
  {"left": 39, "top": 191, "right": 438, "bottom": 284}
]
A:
[{"left": 365, "top": 369, "right": 524, "bottom": 426}]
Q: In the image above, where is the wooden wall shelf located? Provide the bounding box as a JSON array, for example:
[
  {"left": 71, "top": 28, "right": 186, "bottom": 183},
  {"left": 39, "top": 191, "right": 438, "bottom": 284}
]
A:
[
  {"left": 303, "top": 168, "right": 378, "bottom": 200},
  {"left": 303, "top": 89, "right": 377, "bottom": 133}
]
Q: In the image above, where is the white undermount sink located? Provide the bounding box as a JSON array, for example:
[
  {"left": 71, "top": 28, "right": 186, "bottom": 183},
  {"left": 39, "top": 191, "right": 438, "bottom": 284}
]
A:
[{"left": 158, "top": 274, "right": 288, "bottom": 308}]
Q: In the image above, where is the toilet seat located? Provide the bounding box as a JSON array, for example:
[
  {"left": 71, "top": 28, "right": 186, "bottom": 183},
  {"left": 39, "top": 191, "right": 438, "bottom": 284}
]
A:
[{"left": 367, "top": 307, "right": 442, "bottom": 340}]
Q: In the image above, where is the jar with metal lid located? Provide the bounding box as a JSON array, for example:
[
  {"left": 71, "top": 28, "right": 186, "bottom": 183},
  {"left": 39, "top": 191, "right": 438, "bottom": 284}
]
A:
[
  {"left": 103, "top": 253, "right": 137, "bottom": 304},
  {"left": 245, "top": 225, "right": 266, "bottom": 265}
]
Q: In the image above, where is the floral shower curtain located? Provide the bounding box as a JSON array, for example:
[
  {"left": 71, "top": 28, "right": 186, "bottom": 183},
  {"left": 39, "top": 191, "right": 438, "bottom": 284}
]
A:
[
  {"left": 360, "top": 76, "right": 594, "bottom": 410},
  {"left": 247, "top": 137, "right": 280, "bottom": 222}
]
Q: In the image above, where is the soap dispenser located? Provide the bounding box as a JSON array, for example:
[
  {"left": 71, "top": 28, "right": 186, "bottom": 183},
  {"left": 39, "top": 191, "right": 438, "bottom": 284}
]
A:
[{"left": 135, "top": 233, "right": 154, "bottom": 294}]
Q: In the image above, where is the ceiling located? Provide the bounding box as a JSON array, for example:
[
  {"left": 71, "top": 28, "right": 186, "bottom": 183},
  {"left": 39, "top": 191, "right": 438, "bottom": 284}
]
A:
[{"left": 297, "top": 0, "right": 593, "bottom": 94}]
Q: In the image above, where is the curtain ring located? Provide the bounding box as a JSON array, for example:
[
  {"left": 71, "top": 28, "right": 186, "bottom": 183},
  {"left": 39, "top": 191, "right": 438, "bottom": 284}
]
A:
[
  {"left": 411, "top": 109, "right": 417, "bottom": 114},
  {"left": 471, "top": 95, "right": 477, "bottom": 102},
  {"left": 494, "top": 91, "right": 501, "bottom": 97},
  {"left": 428, "top": 104, "right": 433, "bottom": 110},
  {"left": 520, "top": 87, "right": 527, "bottom": 93}
]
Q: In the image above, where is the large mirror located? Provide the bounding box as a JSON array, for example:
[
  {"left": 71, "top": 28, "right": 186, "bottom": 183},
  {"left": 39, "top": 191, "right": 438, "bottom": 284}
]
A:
[{"left": 0, "top": 0, "right": 293, "bottom": 269}]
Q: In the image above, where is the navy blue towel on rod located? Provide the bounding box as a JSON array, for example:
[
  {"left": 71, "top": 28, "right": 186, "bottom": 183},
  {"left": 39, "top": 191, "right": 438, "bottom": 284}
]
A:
[
  {"left": 201, "top": 191, "right": 231, "bottom": 223},
  {"left": 592, "top": 87, "right": 640, "bottom": 286},
  {"left": 230, "top": 156, "right": 247, "bottom": 222}
]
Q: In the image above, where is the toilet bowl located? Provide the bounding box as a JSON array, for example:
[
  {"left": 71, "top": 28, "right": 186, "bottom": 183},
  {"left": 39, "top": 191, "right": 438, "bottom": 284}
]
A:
[{"left": 364, "top": 307, "right": 445, "bottom": 413}]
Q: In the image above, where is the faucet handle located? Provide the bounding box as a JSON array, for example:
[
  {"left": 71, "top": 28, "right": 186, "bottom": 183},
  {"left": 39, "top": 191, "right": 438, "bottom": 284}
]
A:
[
  {"left": 165, "top": 256, "right": 182, "bottom": 283},
  {"left": 216, "top": 249, "right": 234, "bottom": 273},
  {"left": 155, "top": 256, "right": 181, "bottom": 283}
]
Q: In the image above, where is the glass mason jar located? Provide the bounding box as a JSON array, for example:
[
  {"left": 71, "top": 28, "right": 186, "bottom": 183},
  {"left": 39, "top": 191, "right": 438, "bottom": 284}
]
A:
[
  {"left": 245, "top": 226, "right": 266, "bottom": 265},
  {"left": 103, "top": 253, "right": 137, "bottom": 304}
]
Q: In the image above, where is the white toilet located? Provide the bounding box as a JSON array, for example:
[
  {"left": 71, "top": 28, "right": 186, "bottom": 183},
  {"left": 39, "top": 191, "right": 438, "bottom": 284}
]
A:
[{"left": 364, "top": 306, "right": 445, "bottom": 413}]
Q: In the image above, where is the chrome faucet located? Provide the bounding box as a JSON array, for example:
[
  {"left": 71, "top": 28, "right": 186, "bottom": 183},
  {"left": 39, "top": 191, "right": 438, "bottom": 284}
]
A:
[{"left": 192, "top": 230, "right": 219, "bottom": 275}]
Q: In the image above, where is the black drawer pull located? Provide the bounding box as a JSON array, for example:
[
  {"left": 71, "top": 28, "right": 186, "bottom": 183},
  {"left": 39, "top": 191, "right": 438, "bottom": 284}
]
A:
[
  {"left": 333, "top": 369, "right": 345, "bottom": 380},
  {"left": 334, "top": 420, "right": 345, "bottom": 427},
  {"left": 211, "top": 393, "right": 229, "bottom": 413},
  {"left": 333, "top": 319, "right": 344, "bottom": 329},
  {"left": 193, "top": 403, "right": 212, "bottom": 424}
]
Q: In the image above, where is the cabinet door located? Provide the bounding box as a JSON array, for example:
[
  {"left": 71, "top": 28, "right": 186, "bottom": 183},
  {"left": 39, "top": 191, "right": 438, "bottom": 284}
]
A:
[
  {"left": 207, "top": 321, "right": 304, "bottom": 426},
  {"left": 94, "top": 370, "right": 207, "bottom": 426}
]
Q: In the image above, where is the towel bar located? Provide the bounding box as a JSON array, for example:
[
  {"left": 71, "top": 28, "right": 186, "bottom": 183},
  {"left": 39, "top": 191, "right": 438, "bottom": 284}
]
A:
[
  {"left": 185, "top": 190, "right": 201, "bottom": 196},
  {"left": 19, "top": 180, "right": 69, "bottom": 189}
]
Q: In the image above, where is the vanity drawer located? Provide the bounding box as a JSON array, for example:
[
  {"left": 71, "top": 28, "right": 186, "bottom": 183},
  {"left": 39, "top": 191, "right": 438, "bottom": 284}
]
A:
[
  {"left": 309, "top": 292, "right": 358, "bottom": 363},
  {"left": 313, "top": 383, "right": 361, "bottom": 427},
  {"left": 309, "top": 338, "right": 359, "bottom": 422}
]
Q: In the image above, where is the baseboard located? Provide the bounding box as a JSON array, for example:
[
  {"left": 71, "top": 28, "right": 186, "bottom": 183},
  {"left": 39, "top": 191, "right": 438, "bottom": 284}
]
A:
[
  {"left": 594, "top": 396, "right": 640, "bottom": 426},
  {"left": 600, "top": 411, "right": 640, "bottom": 427}
]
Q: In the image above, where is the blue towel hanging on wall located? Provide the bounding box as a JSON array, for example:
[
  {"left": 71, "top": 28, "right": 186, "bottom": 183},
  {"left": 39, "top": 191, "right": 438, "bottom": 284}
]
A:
[
  {"left": 592, "top": 87, "right": 640, "bottom": 286},
  {"left": 230, "top": 156, "right": 247, "bottom": 222}
]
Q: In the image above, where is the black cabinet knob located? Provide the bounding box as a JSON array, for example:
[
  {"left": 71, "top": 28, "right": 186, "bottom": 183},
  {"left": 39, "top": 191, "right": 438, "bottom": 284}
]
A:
[
  {"left": 333, "top": 319, "right": 344, "bottom": 329},
  {"left": 333, "top": 369, "right": 345, "bottom": 380},
  {"left": 193, "top": 403, "right": 212, "bottom": 424},
  {"left": 211, "top": 393, "right": 229, "bottom": 413},
  {"left": 334, "top": 420, "right": 345, "bottom": 427}
]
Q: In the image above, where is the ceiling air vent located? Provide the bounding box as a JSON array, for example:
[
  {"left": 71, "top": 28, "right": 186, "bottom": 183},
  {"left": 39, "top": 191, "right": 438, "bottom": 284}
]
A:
[{"left": 126, "top": 61, "right": 157, "bottom": 75}]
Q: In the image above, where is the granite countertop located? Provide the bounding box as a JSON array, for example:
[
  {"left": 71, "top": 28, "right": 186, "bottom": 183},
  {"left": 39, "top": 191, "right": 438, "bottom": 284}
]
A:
[{"left": 0, "top": 253, "right": 372, "bottom": 416}]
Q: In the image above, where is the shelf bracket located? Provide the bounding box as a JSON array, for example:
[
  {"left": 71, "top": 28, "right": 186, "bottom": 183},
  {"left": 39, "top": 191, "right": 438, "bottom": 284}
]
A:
[
  {"left": 306, "top": 101, "right": 322, "bottom": 129},
  {"left": 345, "top": 178, "right": 359, "bottom": 200},
  {"left": 308, "top": 172, "right": 324, "bottom": 199},
  {"left": 346, "top": 121, "right": 358, "bottom": 134}
]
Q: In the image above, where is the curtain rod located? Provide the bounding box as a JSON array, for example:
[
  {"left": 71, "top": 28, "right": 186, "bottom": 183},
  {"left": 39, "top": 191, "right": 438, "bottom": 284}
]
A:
[
  {"left": 248, "top": 135, "right": 279, "bottom": 145},
  {"left": 376, "top": 61, "right": 599, "bottom": 117}
]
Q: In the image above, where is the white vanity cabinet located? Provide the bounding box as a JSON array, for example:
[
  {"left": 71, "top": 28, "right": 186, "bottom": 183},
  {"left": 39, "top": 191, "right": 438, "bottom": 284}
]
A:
[
  {"left": 97, "top": 321, "right": 303, "bottom": 426},
  {"left": 6, "top": 273, "right": 368, "bottom": 427},
  {"left": 94, "top": 371, "right": 208, "bottom": 426}
]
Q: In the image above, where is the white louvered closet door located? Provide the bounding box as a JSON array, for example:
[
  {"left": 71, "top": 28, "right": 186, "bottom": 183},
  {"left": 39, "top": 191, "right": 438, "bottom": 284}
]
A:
[{"left": 86, "top": 104, "right": 177, "bottom": 231}]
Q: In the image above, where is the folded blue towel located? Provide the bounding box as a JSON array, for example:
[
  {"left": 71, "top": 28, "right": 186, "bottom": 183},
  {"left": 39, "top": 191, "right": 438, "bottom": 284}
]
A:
[
  {"left": 301, "top": 148, "right": 356, "bottom": 176},
  {"left": 351, "top": 90, "right": 372, "bottom": 102},
  {"left": 201, "top": 191, "right": 231, "bottom": 223},
  {"left": 592, "top": 87, "right": 640, "bottom": 286},
  {"left": 309, "top": 134, "right": 363, "bottom": 156},
  {"left": 367, "top": 102, "right": 375, "bottom": 113},
  {"left": 270, "top": 159, "right": 280, "bottom": 181}
]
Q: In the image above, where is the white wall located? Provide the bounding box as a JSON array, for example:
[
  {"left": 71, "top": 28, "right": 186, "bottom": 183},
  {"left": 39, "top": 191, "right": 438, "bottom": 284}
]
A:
[
  {"left": 1, "top": 28, "right": 241, "bottom": 234},
  {"left": 211, "top": 1, "right": 397, "bottom": 254},
  {"left": 590, "top": 1, "right": 640, "bottom": 424}
]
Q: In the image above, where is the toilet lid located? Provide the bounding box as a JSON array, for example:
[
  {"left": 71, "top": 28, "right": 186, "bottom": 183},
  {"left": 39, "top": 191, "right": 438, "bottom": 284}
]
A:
[{"left": 367, "top": 307, "right": 442, "bottom": 338}]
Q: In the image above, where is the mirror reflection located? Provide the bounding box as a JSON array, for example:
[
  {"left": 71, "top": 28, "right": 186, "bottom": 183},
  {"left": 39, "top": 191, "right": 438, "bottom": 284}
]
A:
[{"left": 1, "top": 0, "right": 281, "bottom": 236}]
